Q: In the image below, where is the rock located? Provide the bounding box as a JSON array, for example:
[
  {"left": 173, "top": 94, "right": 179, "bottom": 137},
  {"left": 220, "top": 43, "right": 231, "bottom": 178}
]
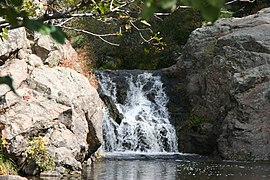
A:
[
  {"left": 98, "top": 93, "right": 123, "bottom": 124},
  {"left": 0, "top": 28, "right": 103, "bottom": 174},
  {"left": 1, "top": 67, "right": 103, "bottom": 172},
  {"left": 0, "top": 175, "right": 27, "bottom": 180},
  {"left": 33, "top": 34, "right": 82, "bottom": 73},
  {"left": 17, "top": 49, "right": 31, "bottom": 60},
  {"left": 0, "top": 59, "right": 28, "bottom": 96},
  {"left": 0, "top": 27, "right": 29, "bottom": 59},
  {"left": 33, "top": 34, "right": 56, "bottom": 60},
  {"left": 86, "top": 158, "right": 92, "bottom": 166},
  {"left": 95, "top": 70, "right": 130, "bottom": 124},
  {"left": 27, "top": 54, "right": 43, "bottom": 68},
  {"left": 40, "top": 170, "right": 62, "bottom": 177},
  {"left": 45, "top": 50, "right": 62, "bottom": 67},
  {"left": 23, "top": 160, "right": 40, "bottom": 176},
  {"left": 162, "top": 8, "right": 270, "bottom": 160}
]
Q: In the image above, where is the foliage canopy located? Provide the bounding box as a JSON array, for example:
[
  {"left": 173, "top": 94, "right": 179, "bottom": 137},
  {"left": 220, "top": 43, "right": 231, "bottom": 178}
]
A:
[
  {"left": 0, "top": 0, "right": 225, "bottom": 41},
  {"left": 0, "top": 0, "right": 227, "bottom": 91},
  {"left": 2, "top": 0, "right": 267, "bottom": 88}
]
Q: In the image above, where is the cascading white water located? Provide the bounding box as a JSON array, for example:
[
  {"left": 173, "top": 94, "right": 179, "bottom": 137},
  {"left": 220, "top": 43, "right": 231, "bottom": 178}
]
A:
[{"left": 96, "top": 71, "right": 178, "bottom": 153}]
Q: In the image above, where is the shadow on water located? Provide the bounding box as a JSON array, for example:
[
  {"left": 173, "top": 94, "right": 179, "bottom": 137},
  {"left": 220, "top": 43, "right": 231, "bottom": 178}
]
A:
[{"left": 83, "top": 153, "right": 270, "bottom": 180}]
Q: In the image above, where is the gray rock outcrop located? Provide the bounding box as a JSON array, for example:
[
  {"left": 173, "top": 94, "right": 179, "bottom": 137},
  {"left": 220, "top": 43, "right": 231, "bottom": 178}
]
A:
[
  {"left": 162, "top": 8, "right": 270, "bottom": 161},
  {"left": 0, "top": 28, "right": 103, "bottom": 175}
]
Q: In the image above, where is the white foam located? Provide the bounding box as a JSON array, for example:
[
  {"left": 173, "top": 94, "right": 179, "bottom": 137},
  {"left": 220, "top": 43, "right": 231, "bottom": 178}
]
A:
[{"left": 97, "top": 71, "right": 178, "bottom": 153}]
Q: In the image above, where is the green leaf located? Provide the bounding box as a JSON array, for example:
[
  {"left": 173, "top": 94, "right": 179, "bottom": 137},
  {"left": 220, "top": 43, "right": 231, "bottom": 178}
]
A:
[
  {"left": 201, "top": 6, "right": 220, "bottom": 22},
  {"left": 159, "top": 0, "right": 177, "bottom": 9},
  {"left": 10, "top": 0, "right": 23, "bottom": 6},
  {"left": 141, "top": 6, "right": 157, "bottom": 20},
  {"left": 140, "top": 20, "right": 151, "bottom": 27},
  {"left": 25, "top": 21, "right": 45, "bottom": 32},
  {"left": 2, "top": 27, "right": 8, "bottom": 34},
  {"left": 1, "top": 28, "right": 8, "bottom": 40},
  {"left": 5, "top": 8, "right": 19, "bottom": 27},
  {"left": 207, "top": 0, "right": 224, "bottom": 7},
  {"left": 0, "top": 76, "right": 18, "bottom": 95},
  {"left": 50, "top": 27, "right": 66, "bottom": 44},
  {"left": 181, "top": 0, "right": 224, "bottom": 22},
  {"left": 0, "top": 8, "right": 6, "bottom": 16},
  {"left": 25, "top": 21, "right": 66, "bottom": 44},
  {"left": 97, "top": 2, "right": 110, "bottom": 14}
]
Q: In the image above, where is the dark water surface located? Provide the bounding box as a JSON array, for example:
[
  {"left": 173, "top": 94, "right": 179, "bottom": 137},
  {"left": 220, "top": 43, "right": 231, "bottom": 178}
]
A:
[{"left": 83, "top": 153, "right": 270, "bottom": 180}]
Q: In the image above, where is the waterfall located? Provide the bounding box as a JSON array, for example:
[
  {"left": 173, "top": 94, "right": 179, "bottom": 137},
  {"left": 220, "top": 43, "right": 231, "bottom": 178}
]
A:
[{"left": 96, "top": 70, "right": 178, "bottom": 153}]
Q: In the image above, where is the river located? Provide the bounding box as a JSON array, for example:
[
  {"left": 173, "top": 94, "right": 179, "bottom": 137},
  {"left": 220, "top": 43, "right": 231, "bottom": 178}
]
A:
[{"left": 83, "top": 153, "right": 270, "bottom": 180}]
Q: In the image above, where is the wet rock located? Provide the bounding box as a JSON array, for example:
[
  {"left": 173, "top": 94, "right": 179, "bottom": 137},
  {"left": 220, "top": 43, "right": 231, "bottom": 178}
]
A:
[{"left": 98, "top": 93, "right": 123, "bottom": 124}]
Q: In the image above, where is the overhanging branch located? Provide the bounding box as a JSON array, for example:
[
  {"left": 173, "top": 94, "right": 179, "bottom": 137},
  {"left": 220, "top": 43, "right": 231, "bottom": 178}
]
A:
[{"left": 57, "top": 25, "right": 120, "bottom": 46}]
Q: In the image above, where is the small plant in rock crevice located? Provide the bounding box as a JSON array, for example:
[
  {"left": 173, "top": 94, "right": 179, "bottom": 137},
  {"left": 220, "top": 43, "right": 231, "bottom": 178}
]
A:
[
  {"left": 186, "top": 115, "right": 214, "bottom": 129},
  {"left": 0, "top": 134, "right": 17, "bottom": 175},
  {"left": 25, "top": 136, "right": 55, "bottom": 172}
]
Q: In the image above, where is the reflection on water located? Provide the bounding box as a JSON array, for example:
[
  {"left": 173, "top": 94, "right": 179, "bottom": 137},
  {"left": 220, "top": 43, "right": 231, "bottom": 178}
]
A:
[
  {"left": 84, "top": 154, "right": 270, "bottom": 180},
  {"left": 87, "top": 160, "right": 176, "bottom": 180}
]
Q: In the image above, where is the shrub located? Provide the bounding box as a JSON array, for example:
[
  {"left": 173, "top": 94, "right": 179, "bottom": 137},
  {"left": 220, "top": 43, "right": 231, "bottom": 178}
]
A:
[
  {"left": 66, "top": 8, "right": 203, "bottom": 70},
  {"left": 0, "top": 135, "right": 17, "bottom": 175},
  {"left": 25, "top": 136, "right": 55, "bottom": 172}
]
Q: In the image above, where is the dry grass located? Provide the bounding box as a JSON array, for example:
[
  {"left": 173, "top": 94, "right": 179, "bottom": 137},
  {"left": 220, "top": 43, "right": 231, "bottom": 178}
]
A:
[{"left": 59, "top": 46, "right": 98, "bottom": 88}]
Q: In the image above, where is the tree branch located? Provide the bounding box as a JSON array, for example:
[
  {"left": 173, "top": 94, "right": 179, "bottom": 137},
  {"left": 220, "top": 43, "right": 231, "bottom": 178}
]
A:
[
  {"left": 130, "top": 21, "right": 154, "bottom": 44},
  {"left": 57, "top": 17, "right": 74, "bottom": 26},
  {"left": 39, "top": 0, "right": 131, "bottom": 22},
  {"left": 226, "top": 0, "right": 255, "bottom": 5},
  {"left": 57, "top": 25, "right": 120, "bottom": 46}
]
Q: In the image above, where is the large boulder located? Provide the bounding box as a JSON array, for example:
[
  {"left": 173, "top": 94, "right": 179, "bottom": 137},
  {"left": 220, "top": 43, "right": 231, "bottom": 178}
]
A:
[
  {"left": 0, "top": 28, "right": 103, "bottom": 175},
  {"left": 0, "top": 27, "right": 30, "bottom": 61},
  {"left": 162, "top": 8, "right": 270, "bottom": 160}
]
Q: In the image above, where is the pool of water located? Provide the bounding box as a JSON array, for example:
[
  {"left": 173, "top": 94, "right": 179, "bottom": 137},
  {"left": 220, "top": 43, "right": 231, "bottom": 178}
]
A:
[{"left": 83, "top": 153, "right": 270, "bottom": 180}]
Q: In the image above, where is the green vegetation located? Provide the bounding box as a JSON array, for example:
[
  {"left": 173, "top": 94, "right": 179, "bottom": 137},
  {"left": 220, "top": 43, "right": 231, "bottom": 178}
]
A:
[
  {"left": 0, "top": 135, "right": 55, "bottom": 175},
  {"left": 67, "top": 8, "right": 203, "bottom": 70},
  {"left": 219, "top": 8, "right": 233, "bottom": 19},
  {"left": 25, "top": 136, "right": 55, "bottom": 172},
  {"left": 0, "top": 135, "right": 17, "bottom": 175},
  {"left": 181, "top": 0, "right": 225, "bottom": 22},
  {"left": 1, "top": 0, "right": 269, "bottom": 88},
  {"left": 0, "top": 0, "right": 233, "bottom": 87},
  {"left": 0, "top": 0, "right": 66, "bottom": 43},
  {"left": 186, "top": 115, "right": 213, "bottom": 128}
]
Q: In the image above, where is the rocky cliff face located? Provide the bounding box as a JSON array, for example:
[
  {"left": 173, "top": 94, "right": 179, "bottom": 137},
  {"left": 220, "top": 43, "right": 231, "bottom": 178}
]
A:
[
  {"left": 0, "top": 28, "right": 103, "bottom": 174},
  {"left": 162, "top": 8, "right": 270, "bottom": 161}
]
